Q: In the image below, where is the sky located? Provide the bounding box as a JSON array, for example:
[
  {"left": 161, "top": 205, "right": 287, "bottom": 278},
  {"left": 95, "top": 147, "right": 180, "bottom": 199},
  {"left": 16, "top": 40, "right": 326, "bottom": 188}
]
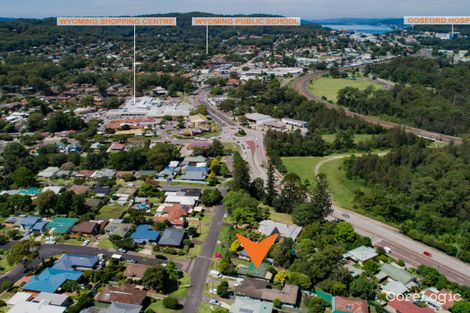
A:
[{"left": 2, "top": 0, "right": 468, "bottom": 19}]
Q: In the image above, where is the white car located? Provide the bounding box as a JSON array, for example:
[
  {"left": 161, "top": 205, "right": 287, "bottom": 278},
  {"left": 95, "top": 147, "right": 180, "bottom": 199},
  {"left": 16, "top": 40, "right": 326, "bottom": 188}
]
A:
[
  {"left": 82, "top": 240, "right": 90, "bottom": 246},
  {"left": 210, "top": 288, "right": 217, "bottom": 295},
  {"left": 209, "top": 299, "right": 221, "bottom": 306}
]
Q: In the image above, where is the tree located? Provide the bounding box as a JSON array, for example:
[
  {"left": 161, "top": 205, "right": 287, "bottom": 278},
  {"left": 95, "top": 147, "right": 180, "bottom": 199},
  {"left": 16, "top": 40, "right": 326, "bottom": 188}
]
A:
[
  {"left": 36, "top": 191, "right": 58, "bottom": 216},
  {"left": 229, "top": 239, "right": 241, "bottom": 253},
  {"left": 311, "top": 174, "right": 332, "bottom": 219},
  {"left": 273, "top": 298, "right": 282, "bottom": 309},
  {"left": 350, "top": 275, "right": 377, "bottom": 300},
  {"left": 272, "top": 238, "right": 294, "bottom": 268},
  {"left": 266, "top": 159, "right": 277, "bottom": 206},
  {"left": 232, "top": 152, "right": 250, "bottom": 191},
  {"left": 142, "top": 265, "right": 170, "bottom": 293},
  {"left": 451, "top": 301, "right": 470, "bottom": 313},
  {"left": 2, "top": 142, "right": 28, "bottom": 173},
  {"left": 274, "top": 270, "right": 289, "bottom": 285},
  {"left": 1, "top": 281, "right": 13, "bottom": 291},
  {"left": 277, "top": 173, "right": 307, "bottom": 213},
  {"left": 335, "top": 222, "right": 356, "bottom": 243},
  {"left": 10, "top": 167, "right": 37, "bottom": 188},
  {"left": 249, "top": 177, "right": 266, "bottom": 201},
  {"left": 162, "top": 296, "right": 180, "bottom": 309},
  {"left": 200, "top": 189, "right": 223, "bottom": 206},
  {"left": 216, "top": 280, "right": 229, "bottom": 298},
  {"left": 7, "top": 240, "right": 40, "bottom": 266},
  {"left": 287, "top": 272, "right": 311, "bottom": 289},
  {"left": 219, "top": 253, "right": 236, "bottom": 275}
]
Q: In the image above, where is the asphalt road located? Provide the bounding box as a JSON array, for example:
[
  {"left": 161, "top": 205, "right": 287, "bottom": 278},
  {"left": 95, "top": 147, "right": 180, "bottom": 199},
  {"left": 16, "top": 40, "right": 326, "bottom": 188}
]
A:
[
  {"left": 0, "top": 243, "right": 169, "bottom": 291},
  {"left": 183, "top": 205, "right": 225, "bottom": 313},
  {"left": 330, "top": 206, "right": 470, "bottom": 286}
]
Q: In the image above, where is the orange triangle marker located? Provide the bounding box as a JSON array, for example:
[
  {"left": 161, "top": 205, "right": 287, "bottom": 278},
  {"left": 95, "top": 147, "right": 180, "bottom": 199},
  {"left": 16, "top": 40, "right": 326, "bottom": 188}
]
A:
[{"left": 236, "top": 233, "right": 278, "bottom": 268}]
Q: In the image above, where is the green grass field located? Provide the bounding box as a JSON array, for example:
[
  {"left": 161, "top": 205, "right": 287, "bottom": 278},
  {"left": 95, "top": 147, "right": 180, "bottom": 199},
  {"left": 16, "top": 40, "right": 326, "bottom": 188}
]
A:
[
  {"left": 281, "top": 156, "right": 323, "bottom": 183},
  {"left": 282, "top": 156, "right": 369, "bottom": 209},
  {"left": 318, "top": 158, "right": 365, "bottom": 209},
  {"left": 97, "top": 204, "right": 127, "bottom": 219},
  {"left": 310, "top": 77, "right": 383, "bottom": 103}
]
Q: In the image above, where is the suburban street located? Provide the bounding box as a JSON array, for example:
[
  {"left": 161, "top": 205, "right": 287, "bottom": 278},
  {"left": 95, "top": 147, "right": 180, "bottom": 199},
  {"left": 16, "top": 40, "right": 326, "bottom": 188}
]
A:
[{"left": 183, "top": 204, "right": 225, "bottom": 312}]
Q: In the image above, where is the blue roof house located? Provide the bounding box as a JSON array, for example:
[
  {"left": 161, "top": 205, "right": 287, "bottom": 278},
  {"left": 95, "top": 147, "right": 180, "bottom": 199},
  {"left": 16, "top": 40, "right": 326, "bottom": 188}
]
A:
[
  {"left": 23, "top": 268, "right": 82, "bottom": 293},
  {"left": 32, "top": 221, "right": 49, "bottom": 233},
  {"left": 53, "top": 254, "right": 99, "bottom": 271},
  {"left": 18, "top": 216, "right": 43, "bottom": 232},
  {"left": 131, "top": 225, "right": 160, "bottom": 244}
]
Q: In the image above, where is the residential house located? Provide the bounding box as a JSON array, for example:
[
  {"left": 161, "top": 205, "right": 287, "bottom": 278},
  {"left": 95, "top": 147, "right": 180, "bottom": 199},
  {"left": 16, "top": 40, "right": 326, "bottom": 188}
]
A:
[
  {"left": 70, "top": 221, "right": 103, "bottom": 236},
  {"left": 52, "top": 254, "right": 99, "bottom": 271},
  {"left": 18, "top": 216, "right": 44, "bottom": 232},
  {"left": 75, "top": 170, "right": 95, "bottom": 179},
  {"left": 134, "top": 170, "right": 156, "bottom": 179},
  {"left": 123, "top": 263, "right": 150, "bottom": 281},
  {"left": 33, "top": 292, "right": 72, "bottom": 307},
  {"left": 105, "top": 220, "right": 133, "bottom": 237},
  {"left": 93, "top": 185, "right": 112, "bottom": 198},
  {"left": 164, "top": 191, "right": 199, "bottom": 207},
  {"left": 69, "top": 185, "right": 91, "bottom": 195},
  {"left": 38, "top": 167, "right": 60, "bottom": 179},
  {"left": 95, "top": 285, "right": 147, "bottom": 305},
  {"left": 230, "top": 297, "right": 273, "bottom": 313},
  {"left": 46, "top": 217, "right": 79, "bottom": 234},
  {"left": 23, "top": 268, "right": 82, "bottom": 293},
  {"left": 42, "top": 186, "right": 64, "bottom": 194},
  {"left": 130, "top": 225, "right": 160, "bottom": 244},
  {"left": 421, "top": 288, "right": 456, "bottom": 311},
  {"left": 387, "top": 298, "right": 435, "bottom": 313},
  {"left": 154, "top": 204, "right": 189, "bottom": 226},
  {"left": 181, "top": 156, "right": 207, "bottom": 167},
  {"left": 7, "top": 300, "right": 66, "bottom": 313},
  {"left": 6, "top": 292, "right": 33, "bottom": 307},
  {"left": 343, "top": 246, "right": 378, "bottom": 264},
  {"left": 332, "top": 296, "right": 369, "bottom": 313},
  {"left": 233, "top": 278, "right": 299, "bottom": 307},
  {"left": 91, "top": 169, "right": 116, "bottom": 179},
  {"left": 81, "top": 302, "right": 142, "bottom": 313},
  {"left": 158, "top": 228, "right": 185, "bottom": 247},
  {"left": 381, "top": 280, "right": 409, "bottom": 297},
  {"left": 377, "top": 263, "right": 417, "bottom": 287},
  {"left": 258, "top": 220, "right": 303, "bottom": 241}
]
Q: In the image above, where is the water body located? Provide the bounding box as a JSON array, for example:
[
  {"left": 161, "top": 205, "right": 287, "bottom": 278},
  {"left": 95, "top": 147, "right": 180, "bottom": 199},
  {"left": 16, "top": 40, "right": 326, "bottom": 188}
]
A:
[{"left": 322, "top": 24, "right": 393, "bottom": 34}]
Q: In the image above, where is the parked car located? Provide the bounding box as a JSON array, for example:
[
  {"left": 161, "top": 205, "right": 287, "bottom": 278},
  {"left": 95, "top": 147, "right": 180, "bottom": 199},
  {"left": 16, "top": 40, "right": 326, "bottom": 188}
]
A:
[
  {"left": 209, "top": 299, "right": 221, "bottom": 306},
  {"left": 423, "top": 251, "right": 432, "bottom": 257},
  {"left": 82, "top": 240, "right": 90, "bottom": 246},
  {"left": 384, "top": 246, "right": 392, "bottom": 254},
  {"left": 210, "top": 288, "right": 217, "bottom": 295},
  {"left": 341, "top": 213, "right": 350, "bottom": 218}
]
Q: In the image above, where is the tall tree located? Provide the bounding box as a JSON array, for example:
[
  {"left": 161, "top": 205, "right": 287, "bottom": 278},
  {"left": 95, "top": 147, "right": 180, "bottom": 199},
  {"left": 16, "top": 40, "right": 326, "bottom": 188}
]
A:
[
  {"left": 266, "top": 158, "right": 277, "bottom": 206},
  {"left": 232, "top": 152, "right": 250, "bottom": 191}
]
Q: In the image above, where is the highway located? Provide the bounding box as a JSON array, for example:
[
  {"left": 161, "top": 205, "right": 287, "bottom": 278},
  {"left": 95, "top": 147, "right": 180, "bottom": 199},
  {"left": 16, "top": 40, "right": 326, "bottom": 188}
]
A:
[{"left": 293, "top": 71, "right": 463, "bottom": 144}]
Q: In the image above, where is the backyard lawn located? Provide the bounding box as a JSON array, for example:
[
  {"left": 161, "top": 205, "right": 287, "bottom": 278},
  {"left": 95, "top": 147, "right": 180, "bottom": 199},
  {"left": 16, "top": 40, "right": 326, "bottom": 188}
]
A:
[
  {"left": 97, "top": 204, "right": 127, "bottom": 219},
  {"left": 321, "top": 133, "right": 375, "bottom": 144},
  {"left": 310, "top": 76, "right": 383, "bottom": 103}
]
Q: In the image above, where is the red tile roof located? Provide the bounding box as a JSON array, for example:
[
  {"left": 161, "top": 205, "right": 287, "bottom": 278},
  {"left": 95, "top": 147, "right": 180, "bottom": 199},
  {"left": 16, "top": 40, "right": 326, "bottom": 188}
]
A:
[
  {"left": 334, "top": 296, "right": 369, "bottom": 313},
  {"left": 388, "top": 298, "right": 435, "bottom": 313},
  {"left": 154, "top": 204, "right": 189, "bottom": 226}
]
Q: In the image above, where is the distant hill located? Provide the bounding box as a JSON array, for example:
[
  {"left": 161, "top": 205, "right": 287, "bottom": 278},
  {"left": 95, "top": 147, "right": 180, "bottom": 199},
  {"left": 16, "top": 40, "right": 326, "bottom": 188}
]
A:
[
  {"left": 308, "top": 17, "right": 403, "bottom": 26},
  {"left": 0, "top": 17, "right": 16, "bottom": 22}
]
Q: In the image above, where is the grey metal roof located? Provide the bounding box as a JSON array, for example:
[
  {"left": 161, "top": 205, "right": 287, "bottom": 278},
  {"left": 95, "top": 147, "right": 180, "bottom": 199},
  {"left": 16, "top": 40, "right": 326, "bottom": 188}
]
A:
[{"left": 158, "top": 228, "right": 185, "bottom": 246}]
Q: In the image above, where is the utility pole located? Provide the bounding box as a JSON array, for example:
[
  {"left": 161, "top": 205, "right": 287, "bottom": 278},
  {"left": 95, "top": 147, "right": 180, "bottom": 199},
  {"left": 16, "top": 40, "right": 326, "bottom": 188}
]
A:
[{"left": 206, "top": 24, "right": 209, "bottom": 55}]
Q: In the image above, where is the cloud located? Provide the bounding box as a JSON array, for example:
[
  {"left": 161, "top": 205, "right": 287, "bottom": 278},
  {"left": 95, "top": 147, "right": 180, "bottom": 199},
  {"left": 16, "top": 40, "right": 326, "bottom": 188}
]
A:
[{"left": 3, "top": 0, "right": 468, "bottom": 19}]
